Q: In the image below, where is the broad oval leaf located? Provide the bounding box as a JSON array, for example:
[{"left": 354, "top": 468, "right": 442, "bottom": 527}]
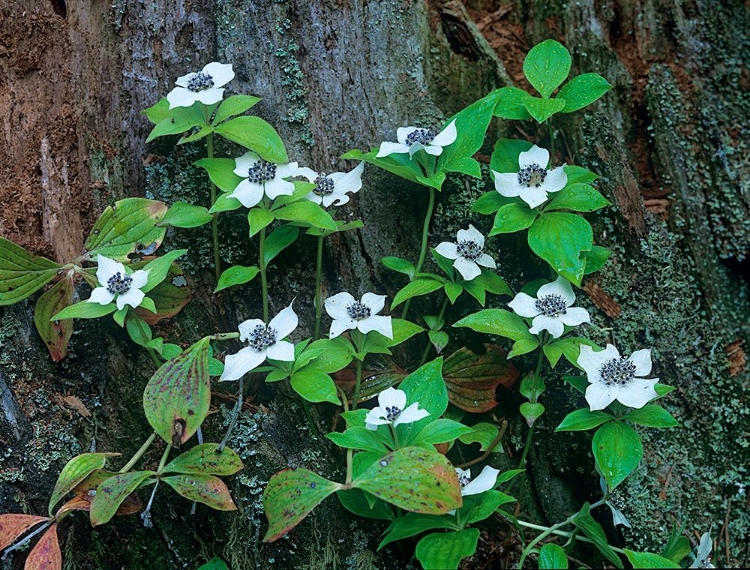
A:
[
  {"left": 351, "top": 447, "right": 462, "bottom": 514},
  {"left": 522, "top": 96, "right": 566, "bottom": 123},
  {"left": 593, "top": 422, "right": 643, "bottom": 490},
  {"left": 415, "top": 528, "right": 480, "bottom": 570},
  {"left": 162, "top": 474, "right": 236, "bottom": 511},
  {"left": 623, "top": 549, "right": 681, "bottom": 569},
  {"left": 572, "top": 503, "right": 624, "bottom": 568},
  {"left": 48, "top": 453, "right": 115, "bottom": 515},
  {"left": 25, "top": 523, "right": 61, "bottom": 570},
  {"left": 397, "top": 359, "right": 447, "bottom": 444},
  {"left": 381, "top": 256, "right": 416, "bottom": 279},
  {"left": 454, "top": 309, "right": 534, "bottom": 341},
  {"left": 621, "top": 405, "right": 679, "bottom": 428},
  {"left": 545, "top": 183, "right": 611, "bottom": 213},
  {"left": 290, "top": 370, "right": 341, "bottom": 404},
  {"left": 338, "top": 489, "right": 395, "bottom": 522},
  {"left": 214, "top": 265, "right": 259, "bottom": 293},
  {"left": 135, "top": 262, "right": 190, "bottom": 325},
  {"left": 0, "top": 514, "right": 49, "bottom": 550},
  {"left": 213, "top": 94, "right": 261, "bottom": 124},
  {"left": 194, "top": 158, "right": 243, "bottom": 193},
  {"left": 213, "top": 116, "right": 288, "bottom": 163},
  {"left": 493, "top": 86, "right": 533, "bottom": 120},
  {"left": 273, "top": 201, "right": 337, "bottom": 232},
  {"left": 528, "top": 212, "right": 593, "bottom": 286},
  {"left": 556, "top": 409, "right": 613, "bottom": 432},
  {"left": 158, "top": 201, "right": 213, "bottom": 228},
  {"left": 264, "top": 225, "right": 299, "bottom": 265},
  {"left": 523, "top": 39, "right": 572, "bottom": 98},
  {"left": 263, "top": 468, "right": 343, "bottom": 542},
  {"left": 90, "top": 471, "right": 155, "bottom": 527},
  {"left": 443, "top": 344, "right": 519, "bottom": 412},
  {"left": 143, "top": 337, "right": 211, "bottom": 446},
  {"left": 83, "top": 198, "right": 168, "bottom": 262},
  {"left": 392, "top": 278, "right": 444, "bottom": 308},
  {"left": 557, "top": 73, "right": 612, "bottom": 113},
  {"left": 539, "top": 543, "right": 569, "bottom": 569},
  {"left": 378, "top": 513, "right": 453, "bottom": 550},
  {"left": 0, "top": 237, "right": 60, "bottom": 306},
  {"left": 163, "top": 444, "right": 243, "bottom": 476},
  {"left": 34, "top": 276, "right": 74, "bottom": 362},
  {"left": 461, "top": 490, "right": 516, "bottom": 525},
  {"left": 490, "top": 203, "right": 538, "bottom": 235},
  {"left": 50, "top": 301, "right": 116, "bottom": 321}
]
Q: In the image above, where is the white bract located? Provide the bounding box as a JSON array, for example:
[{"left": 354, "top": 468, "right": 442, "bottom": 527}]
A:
[
  {"left": 88, "top": 255, "right": 150, "bottom": 311},
  {"left": 455, "top": 465, "right": 500, "bottom": 496},
  {"left": 493, "top": 144, "right": 567, "bottom": 208},
  {"left": 364, "top": 387, "right": 429, "bottom": 430},
  {"left": 435, "top": 224, "right": 496, "bottom": 281},
  {"left": 297, "top": 162, "right": 364, "bottom": 208},
  {"left": 219, "top": 304, "right": 298, "bottom": 382},
  {"left": 167, "top": 62, "right": 235, "bottom": 109},
  {"left": 228, "top": 151, "right": 300, "bottom": 208},
  {"left": 324, "top": 292, "right": 392, "bottom": 339},
  {"left": 578, "top": 344, "right": 659, "bottom": 411},
  {"left": 689, "top": 532, "right": 714, "bottom": 569},
  {"left": 508, "top": 276, "right": 590, "bottom": 338},
  {"left": 376, "top": 120, "right": 457, "bottom": 158}
]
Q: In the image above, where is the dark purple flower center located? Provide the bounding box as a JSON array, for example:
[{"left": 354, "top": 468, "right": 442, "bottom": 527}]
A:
[
  {"left": 518, "top": 163, "right": 547, "bottom": 188},
  {"left": 106, "top": 272, "right": 132, "bottom": 295}
]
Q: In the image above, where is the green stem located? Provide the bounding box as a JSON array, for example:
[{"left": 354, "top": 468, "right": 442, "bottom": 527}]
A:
[
  {"left": 205, "top": 129, "right": 221, "bottom": 284},
  {"left": 157, "top": 443, "right": 172, "bottom": 473},
  {"left": 515, "top": 519, "right": 626, "bottom": 555},
  {"left": 401, "top": 185, "right": 436, "bottom": 320},
  {"left": 259, "top": 225, "right": 269, "bottom": 324},
  {"left": 516, "top": 499, "right": 607, "bottom": 568},
  {"left": 548, "top": 117, "right": 556, "bottom": 161},
  {"left": 314, "top": 235, "right": 325, "bottom": 340},
  {"left": 457, "top": 420, "right": 508, "bottom": 469},
  {"left": 212, "top": 332, "right": 241, "bottom": 341},
  {"left": 391, "top": 425, "right": 400, "bottom": 450},
  {"left": 119, "top": 433, "right": 156, "bottom": 473},
  {"left": 337, "top": 385, "right": 354, "bottom": 485},
  {"left": 516, "top": 348, "right": 546, "bottom": 470},
  {"left": 418, "top": 296, "right": 450, "bottom": 367},
  {"left": 352, "top": 359, "right": 363, "bottom": 411},
  {"left": 146, "top": 347, "right": 161, "bottom": 368},
  {"left": 300, "top": 399, "right": 316, "bottom": 434}
]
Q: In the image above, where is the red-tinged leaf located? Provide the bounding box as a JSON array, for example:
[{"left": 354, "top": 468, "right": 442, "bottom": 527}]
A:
[
  {"left": 162, "top": 474, "right": 237, "bottom": 511},
  {"left": 48, "top": 453, "right": 119, "bottom": 516},
  {"left": 0, "top": 514, "right": 49, "bottom": 550},
  {"left": 263, "top": 469, "right": 343, "bottom": 542},
  {"left": 57, "top": 470, "right": 142, "bottom": 517},
  {"left": 135, "top": 263, "right": 190, "bottom": 325},
  {"left": 90, "top": 471, "right": 155, "bottom": 527},
  {"left": 163, "top": 444, "right": 243, "bottom": 476},
  {"left": 143, "top": 337, "right": 211, "bottom": 446},
  {"left": 333, "top": 357, "right": 407, "bottom": 404},
  {"left": 443, "top": 344, "right": 520, "bottom": 412},
  {"left": 24, "top": 523, "right": 61, "bottom": 570},
  {"left": 33, "top": 276, "right": 74, "bottom": 362}
]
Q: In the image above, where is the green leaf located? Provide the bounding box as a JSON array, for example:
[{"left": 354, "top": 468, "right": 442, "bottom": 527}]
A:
[
  {"left": 472, "top": 191, "right": 508, "bottom": 215},
  {"left": 412, "top": 419, "right": 472, "bottom": 446},
  {"left": 352, "top": 447, "right": 462, "bottom": 514},
  {"left": 263, "top": 468, "right": 342, "bottom": 542},
  {"left": 248, "top": 207, "right": 275, "bottom": 237},
  {"left": 177, "top": 124, "right": 214, "bottom": 145},
  {"left": 162, "top": 473, "right": 236, "bottom": 510},
  {"left": 522, "top": 96, "right": 566, "bottom": 123},
  {"left": 508, "top": 338, "right": 540, "bottom": 359},
  {"left": 264, "top": 225, "right": 299, "bottom": 265},
  {"left": 210, "top": 192, "right": 243, "bottom": 213},
  {"left": 379, "top": 513, "right": 455, "bottom": 550},
  {"left": 143, "top": 337, "right": 211, "bottom": 446},
  {"left": 125, "top": 314, "right": 152, "bottom": 346},
  {"left": 294, "top": 338, "right": 353, "bottom": 374},
  {"left": 194, "top": 158, "right": 244, "bottom": 193},
  {"left": 564, "top": 165, "right": 600, "bottom": 185},
  {"left": 83, "top": 198, "right": 168, "bottom": 261},
  {"left": 490, "top": 203, "right": 538, "bottom": 235},
  {"left": 158, "top": 201, "right": 213, "bottom": 228},
  {"left": 392, "top": 278, "right": 444, "bottom": 308},
  {"left": 273, "top": 201, "right": 337, "bottom": 232},
  {"left": 146, "top": 115, "right": 203, "bottom": 143},
  {"left": 528, "top": 212, "right": 593, "bottom": 286},
  {"left": 326, "top": 427, "right": 387, "bottom": 454},
  {"left": 382, "top": 256, "right": 416, "bottom": 279},
  {"left": 51, "top": 300, "right": 116, "bottom": 321},
  {"left": 661, "top": 523, "right": 692, "bottom": 563},
  {"left": 90, "top": 471, "right": 155, "bottom": 526},
  {"left": 34, "top": 276, "right": 74, "bottom": 362},
  {"left": 520, "top": 402, "right": 545, "bottom": 426},
  {"left": 113, "top": 307, "right": 127, "bottom": 326},
  {"left": 428, "top": 330, "right": 450, "bottom": 354},
  {"left": 337, "top": 489, "right": 395, "bottom": 521},
  {"left": 546, "top": 183, "right": 611, "bottom": 213},
  {"left": 213, "top": 116, "right": 288, "bottom": 162},
  {"left": 213, "top": 94, "right": 262, "bottom": 124},
  {"left": 563, "top": 375, "right": 588, "bottom": 393},
  {"left": 142, "top": 97, "right": 170, "bottom": 124},
  {"left": 593, "top": 422, "right": 643, "bottom": 490},
  {"left": 557, "top": 73, "right": 612, "bottom": 113},
  {"left": 48, "top": 453, "right": 113, "bottom": 515},
  {"left": 572, "top": 503, "right": 624, "bottom": 568},
  {"left": 342, "top": 148, "right": 423, "bottom": 186},
  {"left": 490, "top": 139, "right": 533, "bottom": 173},
  {"left": 584, "top": 246, "right": 611, "bottom": 275},
  {"left": 290, "top": 370, "right": 341, "bottom": 404},
  {"left": 461, "top": 490, "right": 516, "bottom": 524},
  {"left": 163, "top": 444, "right": 243, "bottom": 476},
  {"left": 0, "top": 236, "right": 60, "bottom": 306},
  {"left": 539, "top": 543, "right": 569, "bottom": 569},
  {"left": 458, "top": 423, "right": 501, "bottom": 452},
  {"left": 523, "top": 39, "right": 572, "bottom": 98},
  {"left": 621, "top": 405, "right": 679, "bottom": 428},
  {"left": 214, "top": 265, "right": 260, "bottom": 293},
  {"left": 623, "top": 550, "right": 681, "bottom": 569},
  {"left": 415, "top": 529, "right": 480, "bottom": 570},
  {"left": 444, "top": 282, "right": 463, "bottom": 304},
  {"left": 462, "top": 279, "right": 486, "bottom": 306},
  {"left": 196, "top": 557, "right": 229, "bottom": 570},
  {"left": 397, "top": 359, "right": 448, "bottom": 444},
  {"left": 134, "top": 262, "right": 190, "bottom": 324},
  {"left": 454, "top": 308, "right": 535, "bottom": 342},
  {"left": 556, "top": 409, "right": 613, "bottom": 432},
  {"left": 493, "top": 86, "right": 533, "bottom": 120},
  {"left": 140, "top": 249, "right": 187, "bottom": 293}
]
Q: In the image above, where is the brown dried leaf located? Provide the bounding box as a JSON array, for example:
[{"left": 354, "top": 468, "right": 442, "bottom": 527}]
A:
[
  {"left": 726, "top": 340, "right": 746, "bottom": 377},
  {"left": 0, "top": 514, "right": 49, "bottom": 550},
  {"left": 581, "top": 281, "right": 621, "bottom": 318},
  {"left": 61, "top": 395, "right": 91, "bottom": 418},
  {"left": 33, "top": 275, "right": 74, "bottom": 362},
  {"left": 24, "top": 523, "right": 61, "bottom": 570}
]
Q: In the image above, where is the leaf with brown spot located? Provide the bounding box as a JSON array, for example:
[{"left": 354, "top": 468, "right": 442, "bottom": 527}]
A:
[
  {"left": 162, "top": 474, "right": 237, "bottom": 511},
  {"left": 442, "top": 344, "right": 519, "bottom": 412},
  {"left": 163, "top": 444, "right": 243, "bottom": 476},
  {"left": 352, "top": 447, "right": 462, "bottom": 515},
  {"left": 33, "top": 276, "right": 74, "bottom": 362},
  {"left": 57, "top": 470, "right": 142, "bottom": 517},
  {"left": 48, "top": 453, "right": 119, "bottom": 516},
  {"left": 333, "top": 357, "right": 407, "bottom": 404},
  {"left": 89, "top": 471, "right": 155, "bottom": 527},
  {"left": 143, "top": 337, "right": 211, "bottom": 446},
  {"left": 263, "top": 469, "right": 343, "bottom": 542},
  {"left": 24, "top": 523, "right": 61, "bottom": 570},
  {"left": 0, "top": 514, "right": 49, "bottom": 550},
  {"left": 135, "top": 263, "right": 190, "bottom": 325}
]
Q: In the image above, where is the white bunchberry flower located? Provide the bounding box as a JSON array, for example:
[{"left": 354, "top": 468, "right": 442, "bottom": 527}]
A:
[
  {"left": 376, "top": 120, "right": 457, "bottom": 159},
  {"left": 324, "top": 292, "right": 392, "bottom": 339},
  {"left": 88, "top": 255, "right": 150, "bottom": 311},
  {"left": 435, "top": 224, "right": 496, "bottom": 281},
  {"left": 689, "top": 532, "right": 715, "bottom": 569},
  {"left": 228, "top": 151, "right": 301, "bottom": 208},
  {"left": 492, "top": 145, "right": 567, "bottom": 209},
  {"left": 166, "top": 62, "right": 235, "bottom": 109},
  {"left": 219, "top": 304, "right": 298, "bottom": 382},
  {"left": 508, "top": 276, "right": 590, "bottom": 338},
  {"left": 365, "top": 387, "right": 429, "bottom": 430},
  {"left": 455, "top": 466, "right": 500, "bottom": 496},
  {"left": 296, "top": 162, "right": 364, "bottom": 208},
  {"left": 578, "top": 344, "right": 659, "bottom": 411}
]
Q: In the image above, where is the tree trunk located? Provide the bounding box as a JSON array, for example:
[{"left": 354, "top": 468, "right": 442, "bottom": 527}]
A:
[{"left": 1, "top": 0, "right": 747, "bottom": 568}]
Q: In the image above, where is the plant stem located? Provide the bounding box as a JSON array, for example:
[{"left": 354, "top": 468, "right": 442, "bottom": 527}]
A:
[
  {"left": 1, "top": 520, "right": 53, "bottom": 559},
  {"left": 457, "top": 420, "right": 508, "bottom": 469},
  {"left": 352, "top": 359, "right": 363, "bottom": 411},
  {"left": 259, "top": 225, "right": 269, "bottom": 324},
  {"left": 418, "top": 295, "right": 450, "bottom": 367},
  {"left": 514, "top": 519, "right": 626, "bottom": 554},
  {"left": 337, "top": 385, "right": 354, "bottom": 485},
  {"left": 391, "top": 425, "right": 400, "bottom": 449},
  {"left": 401, "top": 185, "right": 437, "bottom": 320},
  {"left": 300, "top": 399, "right": 316, "bottom": 434},
  {"left": 548, "top": 117, "right": 556, "bottom": 161},
  {"left": 146, "top": 347, "right": 161, "bottom": 368},
  {"left": 314, "top": 234, "right": 325, "bottom": 340},
  {"left": 203, "top": 106, "right": 221, "bottom": 284},
  {"left": 157, "top": 443, "right": 172, "bottom": 473},
  {"left": 219, "top": 375, "right": 243, "bottom": 452},
  {"left": 516, "top": 348, "right": 546, "bottom": 470},
  {"left": 213, "top": 332, "right": 241, "bottom": 341},
  {"left": 119, "top": 433, "right": 156, "bottom": 473}
]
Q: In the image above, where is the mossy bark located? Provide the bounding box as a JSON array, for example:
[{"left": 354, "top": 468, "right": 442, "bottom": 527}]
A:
[{"left": 1, "top": 0, "right": 748, "bottom": 568}]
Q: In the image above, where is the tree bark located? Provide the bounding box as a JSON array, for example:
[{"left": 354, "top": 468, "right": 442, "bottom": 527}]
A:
[{"left": 1, "top": 0, "right": 748, "bottom": 568}]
